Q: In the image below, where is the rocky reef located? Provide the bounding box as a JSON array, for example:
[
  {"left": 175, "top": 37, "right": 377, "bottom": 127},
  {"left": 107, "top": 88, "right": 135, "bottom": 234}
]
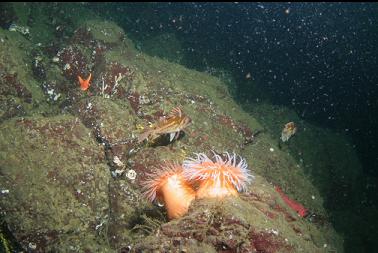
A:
[{"left": 0, "top": 3, "right": 356, "bottom": 252}]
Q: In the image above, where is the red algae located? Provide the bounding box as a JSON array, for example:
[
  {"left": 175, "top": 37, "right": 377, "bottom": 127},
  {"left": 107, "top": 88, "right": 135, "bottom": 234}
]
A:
[
  {"left": 58, "top": 46, "right": 89, "bottom": 83},
  {"left": 1, "top": 73, "right": 32, "bottom": 103},
  {"left": 250, "top": 230, "right": 293, "bottom": 253}
]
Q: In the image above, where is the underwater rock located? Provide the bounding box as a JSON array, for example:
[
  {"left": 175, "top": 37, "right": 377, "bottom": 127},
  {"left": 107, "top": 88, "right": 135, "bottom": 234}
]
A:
[
  {"left": 0, "top": 96, "right": 27, "bottom": 123},
  {"left": 31, "top": 54, "right": 47, "bottom": 81},
  {"left": 134, "top": 192, "right": 335, "bottom": 252},
  {"left": 0, "top": 115, "right": 111, "bottom": 252},
  {"left": 54, "top": 20, "right": 135, "bottom": 99},
  {"left": 0, "top": 67, "right": 34, "bottom": 123},
  {"left": 0, "top": 27, "right": 48, "bottom": 117},
  {"left": 0, "top": 11, "right": 345, "bottom": 252},
  {"left": 57, "top": 45, "right": 90, "bottom": 83},
  {"left": 71, "top": 96, "right": 138, "bottom": 147},
  {"left": 8, "top": 23, "right": 30, "bottom": 36},
  {"left": 78, "top": 20, "right": 126, "bottom": 46},
  {"left": 105, "top": 178, "right": 145, "bottom": 249},
  {"left": 0, "top": 72, "right": 32, "bottom": 103},
  {"left": 101, "top": 61, "right": 134, "bottom": 98}
]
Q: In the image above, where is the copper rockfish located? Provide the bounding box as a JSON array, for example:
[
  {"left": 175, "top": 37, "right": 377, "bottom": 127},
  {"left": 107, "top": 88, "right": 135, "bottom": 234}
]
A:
[{"left": 138, "top": 107, "right": 191, "bottom": 143}]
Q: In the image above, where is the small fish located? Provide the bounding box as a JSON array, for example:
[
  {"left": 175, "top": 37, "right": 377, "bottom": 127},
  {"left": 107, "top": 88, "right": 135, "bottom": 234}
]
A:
[
  {"left": 280, "top": 121, "right": 297, "bottom": 142},
  {"left": 78, "top": 73, "right": 92, "bottom": 91},
  {"left": 138, "top": 107, "right": 191, "bottom": 143}
]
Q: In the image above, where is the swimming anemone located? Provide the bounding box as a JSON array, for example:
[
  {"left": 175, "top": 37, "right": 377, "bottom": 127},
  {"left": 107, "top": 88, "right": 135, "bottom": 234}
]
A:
[
  {"left": 142, "top": 162, "right": 196, "bottom": 220},
  {"left": 183, "top": 151, "right": 254, "bottom": 199}
]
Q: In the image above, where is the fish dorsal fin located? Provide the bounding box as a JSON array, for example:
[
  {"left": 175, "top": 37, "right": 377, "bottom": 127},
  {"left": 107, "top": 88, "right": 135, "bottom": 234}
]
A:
[{"left": 168, "top": 107, "right": 182, "bottom": 118}]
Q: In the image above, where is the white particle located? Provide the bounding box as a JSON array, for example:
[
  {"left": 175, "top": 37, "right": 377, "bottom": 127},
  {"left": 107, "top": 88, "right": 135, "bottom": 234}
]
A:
[
  {"left": 1, "top": 189, "right": 9, "bottom": 194},
  {"left": 28, "top": 242, "right": 37, "bottom": 250},
  {"left": 52, "top": 56, "right": 60, "bottom": 63},
  {"left": 95, "top": 222, "right": 104, "bottom": 230},
  {"left": 126, "top": 170, "right": 137, "bottom": 180},
  {"left": 268, "top": 228, "right": 279, "bottom": 235},
  {"left": 113, "top": 156, "right": 124, "bottom": 167},
  {"left": 53, "top": 94, "right": 61, "bottom": 101},
  {"left": 63, "top": 63, "right": 71, "bottom": 70}
]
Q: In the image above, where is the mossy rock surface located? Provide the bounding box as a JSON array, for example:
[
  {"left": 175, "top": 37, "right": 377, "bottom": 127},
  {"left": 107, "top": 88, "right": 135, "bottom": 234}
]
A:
[
  {"left": 0, "top": 115, "right": 111, "bottom": 252},
  {"left": 0, "top": 28, "right": 48, "bottom": 118},
  {"left": 134, "top": 187, "right": 338, "bottom": 252}
]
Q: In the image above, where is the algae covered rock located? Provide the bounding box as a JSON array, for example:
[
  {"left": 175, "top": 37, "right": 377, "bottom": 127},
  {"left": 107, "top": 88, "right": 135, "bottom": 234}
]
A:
[
  {"left": 0, "top": 7, "right": 347, "bottom": 253},
  {"left": 80, "top": 19, "right": 126, "bottom": 45},
  {"left": 0, "top": 115, "right": 111, "bottom": 252},
  {"left": 134, "top": 175, "right": 341, "bottom": 253},
  {"left": 0, "top": 27, "right": 48, "bottom": 122}
]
